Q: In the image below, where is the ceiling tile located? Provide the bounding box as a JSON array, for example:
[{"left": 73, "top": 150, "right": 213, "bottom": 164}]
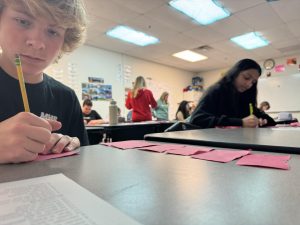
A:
[{"left": 235, "top": 3, "right": 285, "bottom": 30}]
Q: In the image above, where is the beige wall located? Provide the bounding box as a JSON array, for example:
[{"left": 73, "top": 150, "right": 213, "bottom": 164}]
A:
[{"left": 45, "top": 45, "right": 195, "bottom": 120}]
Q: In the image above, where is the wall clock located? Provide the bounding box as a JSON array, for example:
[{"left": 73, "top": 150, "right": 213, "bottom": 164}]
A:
[{"left": 263, "top": 58, "right": 275, "bottom": 70}]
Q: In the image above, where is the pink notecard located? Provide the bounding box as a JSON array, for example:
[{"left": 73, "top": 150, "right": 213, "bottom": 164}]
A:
[
  {"left": 216, "top": 126, "right": 242, "bottom": 129},
  {"left": 236, "top": 154, "right": 291, "bottom": 170},
  {"left": 101, "top": 140, "right": 156, "bottom": 149},
  {"left": 138, "top": 144, "right": 186, "bottom": 153},
  {"left": 35, "top": 149, "right": 80, "bottom": 161},
  {"left": 290, "top": 122, "right": 300, "bottom": 127},
  {"left": 166, "top": 146, "right": 213, "bottom": 156},
  {"left": 192, "top": 149, "right": 251, "bottom": 163}
]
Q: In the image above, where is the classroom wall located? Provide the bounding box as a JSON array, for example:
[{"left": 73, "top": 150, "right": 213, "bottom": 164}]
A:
[
  {"left": 45, "top": 45, "right": 195, "bottom": 120},
  {"left": 199, "top": 54, "right": 300, "bottom": 120}
]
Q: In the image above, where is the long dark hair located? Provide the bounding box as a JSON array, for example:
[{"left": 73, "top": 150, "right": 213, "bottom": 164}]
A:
[
  {"left": 218, "top": 58, "right": 262, "bottom": 106},
  {"left": 176, "top": 100, "right": 190, "bottom": 119}
]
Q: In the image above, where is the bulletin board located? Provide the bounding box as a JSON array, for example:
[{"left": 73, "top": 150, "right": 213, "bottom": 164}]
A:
[{"left": 257, "top": 73, "right": 300, "bottom": 112}]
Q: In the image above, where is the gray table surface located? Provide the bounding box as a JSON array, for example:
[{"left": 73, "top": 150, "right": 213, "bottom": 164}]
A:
[
  {"left": 145, "top": 127, "right": 300, "bottom": 153},
  {"left": 1, "top": 144, "right": 300, "bottom": 225}
]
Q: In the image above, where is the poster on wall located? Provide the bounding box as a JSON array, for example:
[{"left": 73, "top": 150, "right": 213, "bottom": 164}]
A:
[{"left": 82, "top": 83, "right": 112, "bottom": 101}]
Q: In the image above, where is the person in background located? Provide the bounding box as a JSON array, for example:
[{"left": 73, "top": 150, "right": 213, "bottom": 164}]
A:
[
  {"left": 190, "top": 59, "right": 276, "bottom": 128},
  {"left": 0, "top": 0, "right": 88, "bottom": 164},
  {"left": 82, "top": 99, "right": 106, "bottom": 125},
  {"left": 127, "top": 110, "right": 132, "bottom": 122},
  {"left": 175, "top": 100, "right": 191, "bottom": 121},
  {"left": 259, "top": 101, "right": 270, "bottom": 112},
  {"left": 153, "top": 91, "right": 169, "bottom": 121},
  {"left": 125, "top": 76, "right": 157, "bottom": 122},
  {"left": 117, "top": 107, "right": 126, "bottom": 123}
]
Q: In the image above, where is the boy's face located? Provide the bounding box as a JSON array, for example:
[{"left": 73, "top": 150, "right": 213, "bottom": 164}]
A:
[
  {"left": 0, "top": 4, "right": 65, "bottom": 83},
  {"left": 82, "top": 105, "right": 92, "bottom": 115}
]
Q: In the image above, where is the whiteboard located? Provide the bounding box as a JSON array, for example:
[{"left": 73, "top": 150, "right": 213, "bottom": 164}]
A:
[{"left": 257, "top": 73, "right": 300, "bottom": 112}]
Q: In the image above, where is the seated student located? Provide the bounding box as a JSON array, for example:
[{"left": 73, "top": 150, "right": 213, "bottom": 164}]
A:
[
  {"left": 175, "top": 100, "right": 191, "bottom": 121},
  {"left": 153, "top": 91, "right": 169, "bottom": 121},
  {"left": 82, "top": 99, "right": 106, "bottom": 125},
  {"left": 117, "top": 107, "right": 126, "bottom": 123},
  {"left": 125, "top": 76, "right": 157, "bottom": 122},
  {"left": 259, "top": 101, "right": 270, "bottom": 112},
  {"left": 190, "top": 59, "right": 276, "bottom": 128},
  {"left": 0, "top": 0, "right": 88, "bottom": 164}
]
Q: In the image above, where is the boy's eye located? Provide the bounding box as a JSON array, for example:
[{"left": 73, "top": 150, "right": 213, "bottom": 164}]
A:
[
  {"left": 15, "top": 17, "right": 31, "bottom": 28},
  {"left": 47, "top": 28, "right": 59, "bottom": 37}
]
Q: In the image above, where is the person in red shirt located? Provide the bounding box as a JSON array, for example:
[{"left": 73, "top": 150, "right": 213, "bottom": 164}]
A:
[{"left": 125, "top": 76, "right": 157, "bottom": 122}]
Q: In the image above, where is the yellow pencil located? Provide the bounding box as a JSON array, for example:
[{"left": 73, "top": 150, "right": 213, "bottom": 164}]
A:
[
  {"left": 249, "top": 103, "right": 253, "bottom": 115},
  {"left": 15, "top": 54, "right": 30, "bottom": 112}
]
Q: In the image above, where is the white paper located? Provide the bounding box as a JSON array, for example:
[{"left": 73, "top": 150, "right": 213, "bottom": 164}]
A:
[
  {"left": 0, "top": 174, "right": 141, "bottom": 225},
  {"left": 272, "top": 127, "right": 300, "bottom": 131}
]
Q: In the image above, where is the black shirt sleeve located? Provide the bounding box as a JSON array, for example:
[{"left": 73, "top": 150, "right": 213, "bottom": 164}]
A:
[
  {"left": 190, "top": 85, "right": 243, "bottom": 128},
  {"left": 90, "top": 110, "right": 102, "bottom": 120}
]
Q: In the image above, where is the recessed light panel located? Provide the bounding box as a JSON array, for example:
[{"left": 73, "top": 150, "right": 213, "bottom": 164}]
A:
[
  {"left": 230, "top": 32, "right": 269, "bottom": 50},
  {"left": 169, "top": 0, "right": 230, "bottom": 25},
  {"left": 106, "top": 26, "right": 159, "bottom": 46},
  {"left": 173, "top": 50, "right": 208, "bottom": 62}
]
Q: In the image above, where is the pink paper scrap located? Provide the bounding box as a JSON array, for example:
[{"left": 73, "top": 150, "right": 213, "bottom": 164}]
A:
[
  {"left": 192, "top": 149, "right": 251, "bottom": 163},
  {"left": 236, "top": 154, "right": 291, "bottom": 170},
  {"left": 216, "top": 126, "right": 242, "bottom": 129},
  {"left": 138, "top": 144, "right": 186, "bottom": 153},
  {"left": 166, "top": 146, "right": 213, "bottom": 156},
  {"left": 290, "top": 122, "right": 300, "bottom": 127},
  {"left": 35, "top": 149, "right": 80, "bottom": 161},
  {"left": 101, "top": 140, "right": 157, "bottom": 149}
]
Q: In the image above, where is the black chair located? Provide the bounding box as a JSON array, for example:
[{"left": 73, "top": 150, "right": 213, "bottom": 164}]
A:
[{"left": 164, "top": 121, "right": 200, "bottom": 132}]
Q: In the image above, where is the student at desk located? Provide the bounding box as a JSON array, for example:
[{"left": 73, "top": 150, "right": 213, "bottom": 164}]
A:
[
  {"left": 0, "top": 0, "right": 88, "bottom": 163},
  {"left": 259, "top": 101, "right": 270, "bottom": 112},
  {"left": 190, "top": 59, "right": 276, "bottom": 128},
  {"left": 82, "top": 99, "right": 106, "bottom": 125},
  {"left": 175, "top": 100, "right": 191, "bottom": 121}
]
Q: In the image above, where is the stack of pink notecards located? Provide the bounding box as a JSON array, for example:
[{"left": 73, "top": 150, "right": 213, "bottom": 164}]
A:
[
  {"left": 236, "top": 154, "right": 291, "bottom": 170},
  {"left": 166, "top": 145, "right": 213, "bottom": 156},
  {"left": 192, "top": 149, "right": 251, "bottom": 163},
  {"left": 102, "top": 140, "right": 156, "bottom": 149},
  {"left": 35, "top": 149, "right": 80, "bottom": 161}
]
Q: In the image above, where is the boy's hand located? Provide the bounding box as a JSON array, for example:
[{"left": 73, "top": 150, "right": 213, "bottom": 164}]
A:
[
  {"left": 0, "top": 112, "right": 61, "bottom": 163},
  {"left": 41, "top": 134, "right": 80, "bottom": 155}
]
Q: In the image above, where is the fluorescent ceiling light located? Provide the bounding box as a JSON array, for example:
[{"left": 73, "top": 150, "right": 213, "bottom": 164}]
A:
[
  {"left": 173, "top": 50, "right": 208, "bottom": 62},
  {"left": 106, "top": 25, "right": 159, "bottom": 46},
  {"left": 230, "top": 32, "right": 269, "bottom": 50},
  {"left": 169, "top": 0, "right": 230, "bottom": 25}
]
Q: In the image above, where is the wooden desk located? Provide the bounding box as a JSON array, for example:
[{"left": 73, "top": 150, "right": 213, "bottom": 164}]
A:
[
  {"left": 145, "top": 128, "right": 300, "bottom": 154},
  {"left": 86, "top": 121, "right": 173, "bottom": 143},
  {"left": 1, "top": 145, "right": 300, "bottom": 225}
]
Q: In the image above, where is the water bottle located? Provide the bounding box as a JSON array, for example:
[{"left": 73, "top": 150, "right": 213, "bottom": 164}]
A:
[{"left": 109, "top": 100, "right": 118, "bottom": 125}]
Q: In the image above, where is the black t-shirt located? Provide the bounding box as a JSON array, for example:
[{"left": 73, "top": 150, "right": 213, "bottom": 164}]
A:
[
  {"left": 0, "top": 67, "right": 89, "bottom": 146},
  {"left": 83, "top": 110, "right": 102, "bottom": 123},
  {"left": 190, "top": 83, "right": 276, "bottom": 128}
]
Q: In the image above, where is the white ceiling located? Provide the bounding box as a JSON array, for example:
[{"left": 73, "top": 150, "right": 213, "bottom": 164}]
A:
[{"left": 84, "top": 0, "right": 300, "bottom": 72}]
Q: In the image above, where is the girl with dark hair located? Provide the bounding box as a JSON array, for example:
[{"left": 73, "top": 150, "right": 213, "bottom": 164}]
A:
[
  {"left": 176, "top": 100, "right": 191, "bottom": 121},
  {"left": 190, "top": 59, "right": 276, "bottom": 128}
]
